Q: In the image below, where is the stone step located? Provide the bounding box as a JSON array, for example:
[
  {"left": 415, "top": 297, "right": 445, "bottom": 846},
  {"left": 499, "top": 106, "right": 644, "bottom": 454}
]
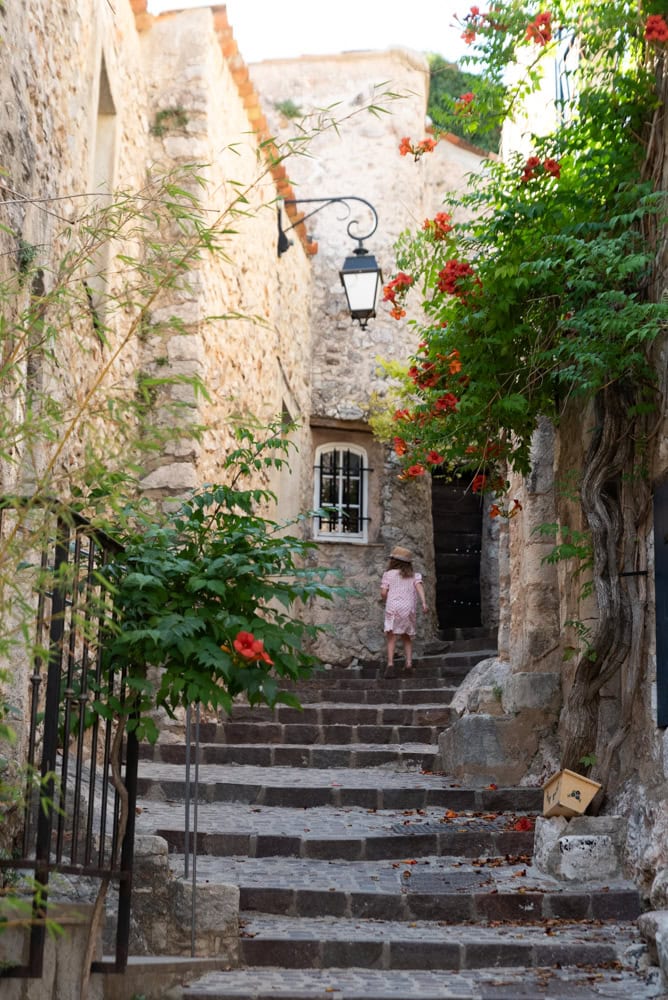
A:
[
  {"left": 138, "top": 741, "right": 439, "bottom": 770},
  {"left": 203, "top": 721, "right": 446, "bottom": 746},
  {"left": 138, "top": 800, "right": 538, "bottom": 862},
  {"left": 182, "top": 963, "right": 662, "bottom": 999},
  {"left": 295, "top": 654, "right": 495, "bottom": 683},
  {"left": 283, "top": 671, "right": 474, "bottom": 690},
  {"left": 294, "top": 686, "right": 456, "bottom": 704},
  {"left": 223, "top": 704, "right": 456, "bottom": 726},
  {"left": 102, "top": 955, "right": 234, "bottom": 1000},
  {"left": 135, "top": 762, "right": 543, "bottom": 813},
  {"left": 237, "top": 914, "right": 636, "bottom": 970},
  {"left": 167, "top": 855, "right": 641, "bottom": 923},
  {"left": 156, "top": 826, "right": 536, "bottom": 863}
]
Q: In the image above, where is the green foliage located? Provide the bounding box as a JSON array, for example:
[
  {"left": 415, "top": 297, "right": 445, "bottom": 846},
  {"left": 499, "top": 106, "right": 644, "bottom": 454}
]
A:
[
  {"left": 427, "top": 55, "right": 506, "bottom": 153},
  {"left": 536, "top": 522, "right": 593, "bottom": 597},
  {"left": 379, "top": 1, "right": 667, "bottom": 494},
  {"left": 16, "top": 238, "right": 38, "bottom": 278},
  {"left": 563, "top": 618, "right": 597, "bottom": 662},
  {"left": 150, "top": 107, "right": 189, "bottom": 137},
  {"left": 99, "top": 422, "right": 347, "bottom": 741},
  {"left": 274, "top": 99, "right": 303, "bottom": 119}
]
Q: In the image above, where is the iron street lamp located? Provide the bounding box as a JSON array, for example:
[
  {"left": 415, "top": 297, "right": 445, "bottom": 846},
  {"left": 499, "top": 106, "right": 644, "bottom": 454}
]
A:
[{"left": 277, "top": 196, "right": 383, "bottom": 329}]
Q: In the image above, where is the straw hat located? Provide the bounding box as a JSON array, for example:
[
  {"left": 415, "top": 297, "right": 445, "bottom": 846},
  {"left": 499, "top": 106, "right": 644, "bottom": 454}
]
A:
[{"left": 390, "top": 545, "right": 413, "bottom": 563}]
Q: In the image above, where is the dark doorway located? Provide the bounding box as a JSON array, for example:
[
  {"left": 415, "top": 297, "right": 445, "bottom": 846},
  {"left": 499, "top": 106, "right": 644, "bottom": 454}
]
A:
[
  {"left": 653, "top": 480, "right": 668, "bottom": 727},
  {"left": 431, "top": 474, "right": 483, "bottom": 630}
]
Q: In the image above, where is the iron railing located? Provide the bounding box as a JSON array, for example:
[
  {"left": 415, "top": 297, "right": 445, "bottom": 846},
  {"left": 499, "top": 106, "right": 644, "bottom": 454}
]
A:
[{"left": 0, "top": 498, "right": 138, "bottom": 978}]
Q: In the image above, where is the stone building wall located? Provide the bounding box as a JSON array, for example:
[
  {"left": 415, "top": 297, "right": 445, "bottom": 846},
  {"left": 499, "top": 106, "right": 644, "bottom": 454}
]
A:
[
  {"left": 248, "top": 52, "right": 489, "bottom": 659},
  {"left": 136, "top": 8, "right": 313, "bottom": 502},
  {"left": 0, "top": 0, "right": 151, "bottom": 762}
]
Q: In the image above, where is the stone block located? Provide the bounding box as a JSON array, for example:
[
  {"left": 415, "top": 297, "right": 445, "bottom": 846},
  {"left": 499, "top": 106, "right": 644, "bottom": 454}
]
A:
[
  {"left": 502, "top": 672, "right": 561, "bottom": 714},
  {"left": 651, "top": 868, "right": 668, "bottom": 909},
  {"left": 638, "top": 910, "right": 668, "bottom": 984},
  {"left": 534, "top": 815, "right": 627, "bottom": 880},
  {"left": 558, "top": 835, "right": 620, "bottom": 880},
  {"left": 450, "top": 657, "right": 511, "bottom": 715},
  {"left": 438, "top": 713, "right": 540, "bottom": 786},
  {"left": 0, "top": 904, "right": 103, "bottom": 1000}
]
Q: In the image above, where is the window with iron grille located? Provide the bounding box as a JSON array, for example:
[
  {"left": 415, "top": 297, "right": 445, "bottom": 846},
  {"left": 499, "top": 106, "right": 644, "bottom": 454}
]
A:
[{"left": 313, "top": 444, "right": 370, "bottom": 542}]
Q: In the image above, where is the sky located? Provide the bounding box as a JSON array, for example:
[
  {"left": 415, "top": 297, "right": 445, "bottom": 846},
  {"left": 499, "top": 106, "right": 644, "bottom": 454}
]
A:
[{"left": 146, "top": 1, "right": 471, "bottom": 65}]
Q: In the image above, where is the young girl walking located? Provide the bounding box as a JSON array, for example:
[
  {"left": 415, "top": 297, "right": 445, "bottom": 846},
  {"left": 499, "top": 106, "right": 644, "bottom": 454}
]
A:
[{"left": 380, "top": 545, "right": 427, "bottom": 671}]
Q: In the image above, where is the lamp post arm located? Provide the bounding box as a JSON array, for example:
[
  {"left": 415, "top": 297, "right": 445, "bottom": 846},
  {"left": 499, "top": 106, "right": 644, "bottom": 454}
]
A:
[{"left": 277, "top": 196, "right": 379, "bottom": 255}]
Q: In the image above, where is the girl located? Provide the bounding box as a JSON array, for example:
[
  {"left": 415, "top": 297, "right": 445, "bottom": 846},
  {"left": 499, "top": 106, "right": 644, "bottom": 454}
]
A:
[{"left": 380, "top": 545, "right": 427, "bottom": 671}]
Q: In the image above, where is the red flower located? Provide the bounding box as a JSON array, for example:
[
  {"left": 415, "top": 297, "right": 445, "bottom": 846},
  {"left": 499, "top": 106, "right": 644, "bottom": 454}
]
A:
[
  {"left": 383, "top": 271, "right": 413, "bottom": 303},
  {"left": 423, "top": 211, "right": 453, "bottom": 240},
  {"left": 525, "top": 11, "right": 552, "bottom": 45},
  {"left": 406, "top": 464, "right": 426, "bottom": 477},
  {"left": 418, "top": 137, "right": 437, "bottom": 154},
  {"left": 399, "top": 136, "right": 437, "bottom": 160},
  {"left": 232, "top": 630, "right": 273, "bottom": 665},
  {"left": 520, "top": 155, "right": 541, "bottom": 182},
  {"left": 434, "top": 393, "right": 459, "bottom": 413},
  {"left": 489, "top": 503, "right": 501, "bottom": 518},
  {"left": 437, "top": 259, "right": 479, "bottom": 302},
  {"left": 454, "top": 92, "right": 475, "bottom": 115},
  {"left": 514, "top": 816, "right": 534, "bottom": 831},
  {"left": 508, "top": 499, "right": 523, "bottom": 518},
  {"left": 471, "top": 473, "right": 487, "bottom": 493},
  {"left": 645, "top": 14, "right": 668, "bottom": 43},
  {"left": 543, "top": 157, "right": 561, "bottom": 178},
  {"left": 427, "top": 450, "right": 445, "bottom": 465},
  {"left": 462, "top": 27, "right": 477, "bottom": 43},
  {"left": 447, "top": 349, "right": 463, "bottom": 374},
  {"left": 393, "top": 437, "right": 408, "bottom": 456},
  {"left": 393, "top": 408, "right": 411, "bottom": 422}
]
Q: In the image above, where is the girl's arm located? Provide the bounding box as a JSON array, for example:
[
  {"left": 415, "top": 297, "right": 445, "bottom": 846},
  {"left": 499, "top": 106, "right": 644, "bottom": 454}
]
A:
[{"left": 415, "top": 579, "right": 427, "bottom": 612}]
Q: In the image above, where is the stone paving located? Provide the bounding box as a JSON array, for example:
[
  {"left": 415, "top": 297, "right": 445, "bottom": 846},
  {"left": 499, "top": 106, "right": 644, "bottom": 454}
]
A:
[
  {"left": 133, "top": 639, "right": 665, "bottom": 999},
  {"left": 182, "top": 966, "right": 665, "bottom": 999}
]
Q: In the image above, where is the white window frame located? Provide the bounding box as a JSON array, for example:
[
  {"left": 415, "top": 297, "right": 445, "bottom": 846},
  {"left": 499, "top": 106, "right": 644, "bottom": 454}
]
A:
[{"left": 313, "top": 443, "right": 369, "bottom": 543}]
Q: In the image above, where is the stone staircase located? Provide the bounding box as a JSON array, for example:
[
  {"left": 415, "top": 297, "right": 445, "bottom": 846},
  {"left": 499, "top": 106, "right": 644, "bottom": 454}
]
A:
[{"left": 131, "top": 636, "right": 662, "bottom": 1000}]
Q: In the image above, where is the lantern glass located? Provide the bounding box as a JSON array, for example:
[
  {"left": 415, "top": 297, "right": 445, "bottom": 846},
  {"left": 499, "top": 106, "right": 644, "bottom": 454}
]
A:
[{"left": 339, "top": 250, "right": 383, "bottom": 327}]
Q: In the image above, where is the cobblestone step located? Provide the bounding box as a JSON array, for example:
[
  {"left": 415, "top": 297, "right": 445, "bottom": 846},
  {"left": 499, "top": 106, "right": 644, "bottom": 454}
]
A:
[
  {"left": 164, "top": 854, "right": 641, "bottom": 923},
  {"left": 223, "top": 704, "right": 456, "bottom": 726},
  {"left": 138, "top": 800, "right": 538, "bottom": 861},
  {"left": 204, "top": 721, "right": 446, "bottom": 746},
  {"left": 237, "top": 914, "right": 634, "bottom": 970},
  {"left": 145, "top": 640, "right": 657, "bottom": 999},
  {"left": 290, "top": 657, "right": 491, "bottom": 684},
  {"left": 182, "top": 963, "right": 662, "bottom": 999},
  {"left": 138, "top": 741, "right": 439, "bottom": 770},
  {"left": 295, "top": 686, "right": 457, "bottom": 704},
  {"left": 135, "top": 762, "right": 543, "bottom": 812}
]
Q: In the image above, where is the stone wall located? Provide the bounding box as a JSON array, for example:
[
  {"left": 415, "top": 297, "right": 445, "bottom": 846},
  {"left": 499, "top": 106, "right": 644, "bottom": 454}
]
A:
[
  {"left": 137, "top": 9, "right": 313, "bottom": 504},
  {"left": 249, "top": 51, "right": 489, "bottom": 658}
]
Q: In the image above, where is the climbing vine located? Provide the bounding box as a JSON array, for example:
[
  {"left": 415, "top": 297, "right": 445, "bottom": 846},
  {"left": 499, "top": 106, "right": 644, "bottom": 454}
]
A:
[{"left": 374, "top": 0, "right": 668, "bottom": 783}]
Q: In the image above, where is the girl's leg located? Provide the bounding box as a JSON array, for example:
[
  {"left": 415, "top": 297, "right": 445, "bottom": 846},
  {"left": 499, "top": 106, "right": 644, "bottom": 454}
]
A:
[
  {"left": 402, "top": 634, "right": 413, "bottom": 669},
  {"left": 386, "top": 631, "right": 396, "bottom": 668}
]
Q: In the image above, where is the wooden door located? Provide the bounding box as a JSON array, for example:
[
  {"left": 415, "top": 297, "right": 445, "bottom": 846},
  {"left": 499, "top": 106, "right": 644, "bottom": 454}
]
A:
[{"left": 431, "top": 474, "right": 483, "bottom": 630}]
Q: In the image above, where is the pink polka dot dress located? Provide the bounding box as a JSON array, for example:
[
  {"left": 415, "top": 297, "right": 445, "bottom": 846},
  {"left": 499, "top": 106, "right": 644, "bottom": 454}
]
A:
[{"left": 381, "top": 569, "right": 423, "bottom": 636}]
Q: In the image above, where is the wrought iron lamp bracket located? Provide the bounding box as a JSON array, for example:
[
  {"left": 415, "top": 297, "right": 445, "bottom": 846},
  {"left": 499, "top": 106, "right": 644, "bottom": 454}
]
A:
[{"left": 277, "top": 196, "right": 379, "bottom": 255}]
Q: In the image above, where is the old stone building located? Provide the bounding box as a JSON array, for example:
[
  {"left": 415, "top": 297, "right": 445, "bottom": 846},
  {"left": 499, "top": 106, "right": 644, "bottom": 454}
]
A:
[
  {"left": 0, "top": 0, "right": 492, "bottom": 765},
  {"left": 3, "top": 1, "right": 668, "bottom": 994}
]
